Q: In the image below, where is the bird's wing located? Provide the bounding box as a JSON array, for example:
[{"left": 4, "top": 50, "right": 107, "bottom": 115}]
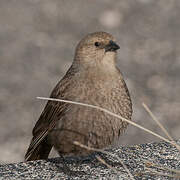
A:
[
  {"left": 25, "top": 65, "right": 76, "bottom": 160},
  {"left": 24, "top": 99, "right": 69, "bottom": 160}
]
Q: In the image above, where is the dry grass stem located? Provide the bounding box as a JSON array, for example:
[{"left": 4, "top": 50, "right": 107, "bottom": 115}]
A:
[
  {"left": 144, "top": 160, "right": 180, "bottom": 176},
  {"left": 37, "top": 97, "right": 180, "bottom": 150},
  {"left": 145, "top": 167, "right": 180, "bottom": 179},
  {"left": 142, "top": 103, "right": 180, "bottom": 152},
  {"left": 95, "top": 155, "right": 120, "bottom": 175},
  {"left": 36, "top": 97, "right": 180, "bottom": 179},
  {"left": 73, "top": 141, "right": 134, "bottom": 180}
]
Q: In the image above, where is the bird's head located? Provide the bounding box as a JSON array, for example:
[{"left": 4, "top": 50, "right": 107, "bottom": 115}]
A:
[{"left": 74, "top": 32, "right": 120, "bottom": 69}]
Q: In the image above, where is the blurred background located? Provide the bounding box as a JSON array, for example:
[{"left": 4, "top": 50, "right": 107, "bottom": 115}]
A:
[{"left": 0, "top": 0, "right": 180, "bottom": 164}]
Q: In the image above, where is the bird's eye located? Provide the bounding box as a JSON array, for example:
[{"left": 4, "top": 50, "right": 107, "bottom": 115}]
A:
[{"left": 94, "top": 42, "right": 100, "bottom": 47}]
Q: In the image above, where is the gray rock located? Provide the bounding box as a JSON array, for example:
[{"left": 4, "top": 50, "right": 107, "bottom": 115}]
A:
[{"left": 0, "top": 140, "right": 179, "bottom": 179}]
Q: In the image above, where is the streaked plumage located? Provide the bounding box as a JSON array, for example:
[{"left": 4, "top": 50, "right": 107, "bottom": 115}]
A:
[{"left": 25, "top": 32, "right": 132, "bottom": 161}]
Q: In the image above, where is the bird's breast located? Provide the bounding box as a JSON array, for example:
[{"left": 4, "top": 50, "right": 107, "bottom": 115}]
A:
[{"left": 49, "top": 71, "right": 132, "bottom": 155}]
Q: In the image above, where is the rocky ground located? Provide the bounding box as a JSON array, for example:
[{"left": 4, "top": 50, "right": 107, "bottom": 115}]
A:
[
  {"left": 1, "top": 140, "right": 180, "bottom": 179},
  {"left": 0, "top": 0, "right": 180, "bottom": 163}
]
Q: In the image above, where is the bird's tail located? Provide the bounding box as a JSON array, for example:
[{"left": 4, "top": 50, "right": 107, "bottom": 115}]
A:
[{"left": 25, "top": 137, "right": 52, "bottom": 161}]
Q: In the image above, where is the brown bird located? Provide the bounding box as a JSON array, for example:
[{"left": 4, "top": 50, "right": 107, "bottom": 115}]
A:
[{"left": 25, "top": 32, "right": 132, "bottom": 161}]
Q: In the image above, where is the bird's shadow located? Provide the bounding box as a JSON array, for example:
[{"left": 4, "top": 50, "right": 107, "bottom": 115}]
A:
[
  {"left": 47, "top": 154, "right": 97, "bottom": 177},
  {"left": 47, "top": 152, "right": 125, "bottom": 177}
]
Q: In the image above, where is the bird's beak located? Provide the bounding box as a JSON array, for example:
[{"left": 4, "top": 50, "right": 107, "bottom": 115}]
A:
[{"left": 105, "top": 40, "right": 120, "bottom": 52}]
